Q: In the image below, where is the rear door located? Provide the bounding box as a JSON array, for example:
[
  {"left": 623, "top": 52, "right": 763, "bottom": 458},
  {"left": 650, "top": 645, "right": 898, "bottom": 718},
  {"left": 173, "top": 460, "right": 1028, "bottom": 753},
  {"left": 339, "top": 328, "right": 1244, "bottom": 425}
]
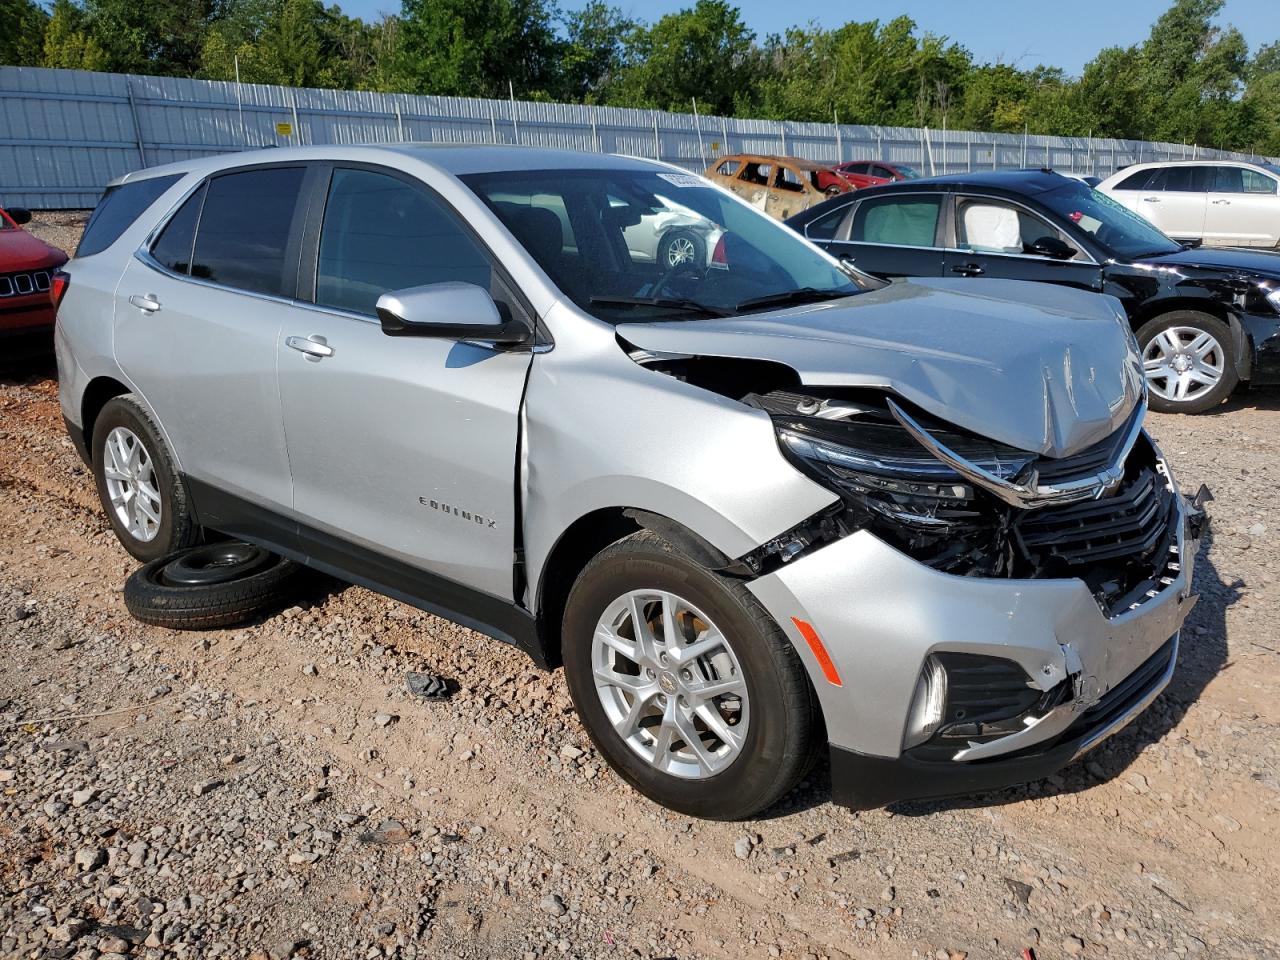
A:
[
  {"left": 114, "top": 165, "right": 307, "bottom": 514},
  {"left": 276, "top": 164, "right": 534, "bottom": 601},
  {"left": 1136, "top": 166, "right": 1209, "bottom": 240},
  {"left": 943, "top": 194, "right": 1104, "bottom": 291},
  {"left": 1204, "top": 165, "right": 1280, "bottom": 247},
  {"left": 766, "top": 164, "right": 810, "bottom": 220},
  {"left": 821, "top": 192, "right": 947, "bottom": 280}
]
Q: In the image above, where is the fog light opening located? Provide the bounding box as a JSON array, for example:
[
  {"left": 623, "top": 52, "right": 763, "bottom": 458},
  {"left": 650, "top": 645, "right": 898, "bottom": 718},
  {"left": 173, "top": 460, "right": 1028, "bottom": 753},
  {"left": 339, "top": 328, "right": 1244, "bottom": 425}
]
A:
[{"left": 904, "top": 655, "right": 948, "bottom": 748}]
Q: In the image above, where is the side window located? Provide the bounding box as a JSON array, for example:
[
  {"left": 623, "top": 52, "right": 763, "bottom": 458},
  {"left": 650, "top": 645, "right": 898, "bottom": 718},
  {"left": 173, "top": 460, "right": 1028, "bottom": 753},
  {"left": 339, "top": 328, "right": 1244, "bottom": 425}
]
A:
[
  {"left": 805, "top": 204, "right": 852, "bottom": 241},
  {"left": 316, "top": 168, "right": 492, "bottom": 317},
  {"left": 872, "top": 165, "right": 896, "bottom": 180},
  {"left": 1114, "top": 169, "right": 1154, "bottom": 191},
  {"left": 842, "top": 163, "right": 869, "bottom": 175},
  {"left": 1209, "top": 167, "right": 1244, "bottom": 193},
  {"left": 850, "top": 195, "right": 941, "bottom": 248},
  {"left": 191, "top": 167, "right": 305, "bottom": 296},
  {"left": 775, "top": 166, "right": 805, "bottom": 192},
  {"left": 1150, "top": 166, "right": 1207, "bottom": 193},
  {"left": 1242, "top": 169, "right": 1279, "bottom": 195},
  {"left": 149, "top": 184, "right": 205, "bottom": 275},
  {"left": 956, "top": 198, "right": 1062, "bottom": 256},
  {"left": 741, "top": 162, "right": 772, "bottom": 186},
  {"left": 716, "top": 159, "right": 741, "bottom": 176},
  {"left": 77, "top": 174, "right": 182, "bottom": 258}
]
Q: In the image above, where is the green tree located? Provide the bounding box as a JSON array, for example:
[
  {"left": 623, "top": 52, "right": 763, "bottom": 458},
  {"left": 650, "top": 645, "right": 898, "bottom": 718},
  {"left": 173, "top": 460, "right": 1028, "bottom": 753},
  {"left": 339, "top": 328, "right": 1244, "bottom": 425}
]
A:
[
  {"left": 557, "top": 1, "right": 636, "bottom": 103},
  {"left": 606, "top": 0, "right": 757, "bottom": 115},
  {"left": 41, "top": 0, "right": 109, "bottom": 70},
  {"left": 1, "top": 0, "right": 49, "bottom": 66},
  {"left": 75, "top": 0, "right": 212, "bottom": 75},
  {"left": 398, "top": 0, "right": 561, "bottom": 98},
  {"left": 1245, "top": 42, "right": 1280, "bottom": 155}
]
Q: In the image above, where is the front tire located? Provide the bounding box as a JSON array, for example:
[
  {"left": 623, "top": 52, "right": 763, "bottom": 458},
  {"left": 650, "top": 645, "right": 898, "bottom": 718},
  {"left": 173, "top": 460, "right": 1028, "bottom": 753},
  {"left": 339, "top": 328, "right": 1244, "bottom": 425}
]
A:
[
  {"left": 562, "top": 531, "right": 820, "bottom": 820},
  {"left": 1136, "top": 311, "right": 1238, "bottom": 414},
  {"left": 91, "top": 395, "right": 200, "bottom": 561}
]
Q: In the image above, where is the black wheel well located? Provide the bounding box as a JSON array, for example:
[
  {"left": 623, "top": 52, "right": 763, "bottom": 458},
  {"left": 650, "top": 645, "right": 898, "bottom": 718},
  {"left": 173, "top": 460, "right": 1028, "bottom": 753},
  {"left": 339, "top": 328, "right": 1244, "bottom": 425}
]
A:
[
  {"left": 534, "top": 508, "right": 640, "bottom": 669},
  {"left": 80, "top": 376, "right": 131, "bottom": 461},
  {"left": 533, "top": 506, "right": 745, "bottom": 668}
]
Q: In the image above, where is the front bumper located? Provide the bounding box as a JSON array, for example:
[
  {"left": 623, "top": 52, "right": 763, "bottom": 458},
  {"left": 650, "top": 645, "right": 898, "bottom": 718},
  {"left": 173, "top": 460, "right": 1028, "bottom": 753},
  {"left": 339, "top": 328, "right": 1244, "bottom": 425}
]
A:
[
  {"left": 748, "top": 496, "right": 1201, "bottom": 809},
  {"left": 829, "top": 632, "right": 1178, "bottom": 808}
]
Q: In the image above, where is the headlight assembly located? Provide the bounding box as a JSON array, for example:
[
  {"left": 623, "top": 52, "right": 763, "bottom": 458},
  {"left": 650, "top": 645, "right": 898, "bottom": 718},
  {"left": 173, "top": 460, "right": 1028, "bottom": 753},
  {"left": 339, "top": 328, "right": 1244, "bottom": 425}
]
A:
[{"left": 778, "top": 429, "right": 976, "bottom": 528}]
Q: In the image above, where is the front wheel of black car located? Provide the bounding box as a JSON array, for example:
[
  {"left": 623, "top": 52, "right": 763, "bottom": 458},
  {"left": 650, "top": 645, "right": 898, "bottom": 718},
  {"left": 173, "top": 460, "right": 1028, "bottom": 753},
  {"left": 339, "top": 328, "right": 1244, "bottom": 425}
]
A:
[
  {"left": 1136, "top": 312, "right": 1239, "bottom": 414},
  {"left": 562, "top": 531, "right": 820, "bottom": 820}
]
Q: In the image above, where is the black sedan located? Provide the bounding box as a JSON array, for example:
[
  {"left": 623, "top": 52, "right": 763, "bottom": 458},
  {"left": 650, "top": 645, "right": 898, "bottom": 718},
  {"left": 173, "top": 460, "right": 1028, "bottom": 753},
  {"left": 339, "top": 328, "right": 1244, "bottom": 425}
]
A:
[{"left": 787, "top": 170, "right": 1280, "bottom": 413}]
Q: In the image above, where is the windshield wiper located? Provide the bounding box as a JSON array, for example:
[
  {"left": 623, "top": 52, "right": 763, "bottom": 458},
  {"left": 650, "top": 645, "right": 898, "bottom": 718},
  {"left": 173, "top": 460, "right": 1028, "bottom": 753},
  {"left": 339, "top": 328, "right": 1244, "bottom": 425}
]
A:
[
  {"left": 735, "top": 287, "right": 858, "bottom": 312},
  {"left": 589, "top": 295, "right": 732, "bottom": 318}
]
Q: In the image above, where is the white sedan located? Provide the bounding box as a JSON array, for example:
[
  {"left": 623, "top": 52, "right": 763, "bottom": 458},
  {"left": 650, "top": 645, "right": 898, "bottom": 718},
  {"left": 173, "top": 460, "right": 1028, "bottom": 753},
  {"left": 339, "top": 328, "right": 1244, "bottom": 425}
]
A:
[{"left": 1097, "top": 159, "right": 1280, "bottom": 248}]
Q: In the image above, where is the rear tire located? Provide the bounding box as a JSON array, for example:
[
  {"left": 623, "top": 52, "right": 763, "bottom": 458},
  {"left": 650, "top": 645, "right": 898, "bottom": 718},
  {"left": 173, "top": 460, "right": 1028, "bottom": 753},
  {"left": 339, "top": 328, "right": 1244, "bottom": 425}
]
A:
[
  {"left": 123, "top": 545, "right": 301, "bottom": 630},
  {"left": 562, "top": 530, "right": 820, "bottom": 820},
  {"left": 1136, "top": 311, "right": 1238, "bottom": 414},
  {"left": 91, "top": 394, "right": 200, "bottom": 561}
]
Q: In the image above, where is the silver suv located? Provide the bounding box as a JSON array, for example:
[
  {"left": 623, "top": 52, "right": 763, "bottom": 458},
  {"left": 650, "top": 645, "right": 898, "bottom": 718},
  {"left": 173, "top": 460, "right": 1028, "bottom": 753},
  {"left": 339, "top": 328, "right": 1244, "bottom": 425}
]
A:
[{"left": 55, "top": 146, "right": 1203, "bottom": 819}]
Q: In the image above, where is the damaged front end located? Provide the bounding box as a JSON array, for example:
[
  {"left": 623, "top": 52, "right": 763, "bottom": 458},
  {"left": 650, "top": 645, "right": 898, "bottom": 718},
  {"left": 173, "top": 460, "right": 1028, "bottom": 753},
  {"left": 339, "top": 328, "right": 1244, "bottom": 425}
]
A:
[
  {"left": 631, "top": 347, "right": 1206, "bottom": 805},
  {"left": 736, "top": 385, "right": 1187, "bottom": 618}
]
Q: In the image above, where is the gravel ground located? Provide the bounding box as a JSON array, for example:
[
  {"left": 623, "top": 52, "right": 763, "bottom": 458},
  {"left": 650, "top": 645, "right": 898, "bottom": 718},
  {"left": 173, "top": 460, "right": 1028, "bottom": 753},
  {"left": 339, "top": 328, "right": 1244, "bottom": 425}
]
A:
[{"left": 1, "top": 214, "right": 1278, "bottom": 959}]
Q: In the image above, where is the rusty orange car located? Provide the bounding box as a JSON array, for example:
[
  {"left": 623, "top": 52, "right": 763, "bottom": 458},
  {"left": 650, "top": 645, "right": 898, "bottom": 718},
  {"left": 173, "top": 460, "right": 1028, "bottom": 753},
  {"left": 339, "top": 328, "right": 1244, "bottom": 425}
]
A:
[{"left": 704, "top": 155, "right": 851, "bottom": 220}]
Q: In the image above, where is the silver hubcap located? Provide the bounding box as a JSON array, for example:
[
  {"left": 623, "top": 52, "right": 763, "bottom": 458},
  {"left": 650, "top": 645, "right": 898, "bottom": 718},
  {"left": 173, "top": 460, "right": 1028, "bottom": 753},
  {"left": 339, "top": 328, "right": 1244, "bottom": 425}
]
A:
[
  {"left": 591, "top": 589, "right": 748, "bottom": 780},
  {"left": 102, "top": 426, "right": 162, "bottom": 542},
  {"left": 666, "top": 236, "right": 697, "bottom": 267},
  {"left": 1143, "top": 325, "right": 1225, "bottom": 403}
]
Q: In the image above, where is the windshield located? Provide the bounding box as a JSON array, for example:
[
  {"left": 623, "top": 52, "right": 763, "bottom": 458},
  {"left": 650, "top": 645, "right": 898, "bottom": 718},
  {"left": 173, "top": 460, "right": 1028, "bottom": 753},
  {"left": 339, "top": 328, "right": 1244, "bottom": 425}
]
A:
[
  {"left": 0, "top": 211, "right": 12, "bottom": 230},
  {"left": 894, "top": 165, "right": 922, "bottom": 179},
  {"left": 1039, "top": 181, "right": 1180, "bottom": 259},
  {"left": 460, "top": 168, "right": 859, "bottom": 321}
]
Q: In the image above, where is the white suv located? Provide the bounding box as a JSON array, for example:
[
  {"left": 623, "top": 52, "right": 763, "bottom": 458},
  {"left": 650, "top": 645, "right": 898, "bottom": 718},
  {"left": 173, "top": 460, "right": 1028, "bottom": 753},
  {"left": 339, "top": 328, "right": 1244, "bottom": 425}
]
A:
[{"left": 1098, "top": 160, "right": 1280, "bottom": 248}]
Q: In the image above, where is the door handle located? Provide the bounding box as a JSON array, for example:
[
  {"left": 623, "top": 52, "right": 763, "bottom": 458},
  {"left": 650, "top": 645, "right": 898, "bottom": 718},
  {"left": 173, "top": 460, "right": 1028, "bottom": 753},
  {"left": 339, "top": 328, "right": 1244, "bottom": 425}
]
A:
[
  {"left": 1142, "top": 196, "right": 1160, "bottom": 203},
  {"left": 286, "top": 335, "right": 334, "bottom": 361},
  {"left": 950, "top": 263, "right": 985, "bottom": 277},
  {"left": 128, "top": 294, "right": 161, "bottom": 313},
  {"left": 1212, "top": 199, "right": 1231, "bottom": 205}
]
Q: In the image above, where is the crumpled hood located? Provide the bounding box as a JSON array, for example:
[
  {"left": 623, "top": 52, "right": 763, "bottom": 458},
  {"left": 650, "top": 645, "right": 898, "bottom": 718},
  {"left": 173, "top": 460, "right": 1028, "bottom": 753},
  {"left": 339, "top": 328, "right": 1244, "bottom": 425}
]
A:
[{"left": 618, "top": 277, "right": 1144, "bottom": 457}]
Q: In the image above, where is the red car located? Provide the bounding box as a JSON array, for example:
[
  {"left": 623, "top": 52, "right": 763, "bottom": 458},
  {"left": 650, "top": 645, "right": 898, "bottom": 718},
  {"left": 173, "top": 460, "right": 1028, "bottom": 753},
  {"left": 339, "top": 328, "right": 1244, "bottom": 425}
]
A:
[
  {"left": 832, "top": 161, "right": 922, "bottom": 190},
  {"left": 1, "top": 206, "right": 69, "bottom": 340}
]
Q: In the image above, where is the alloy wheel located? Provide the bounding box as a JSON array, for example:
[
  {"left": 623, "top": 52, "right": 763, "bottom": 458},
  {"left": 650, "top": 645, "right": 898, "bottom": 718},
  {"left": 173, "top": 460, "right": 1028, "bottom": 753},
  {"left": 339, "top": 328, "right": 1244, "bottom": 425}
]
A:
[
  {"left": 591, "top": 589, "right": 748, "bottom": 779},
  {"left": 102, "top": 426, "right": 162, "bottom": 542},
  {"left": 665, "top": 235, "right": 698, "bottom": 267},
  {"left": 1142, "top": 325, "right": 1225, "bottom": 403}
]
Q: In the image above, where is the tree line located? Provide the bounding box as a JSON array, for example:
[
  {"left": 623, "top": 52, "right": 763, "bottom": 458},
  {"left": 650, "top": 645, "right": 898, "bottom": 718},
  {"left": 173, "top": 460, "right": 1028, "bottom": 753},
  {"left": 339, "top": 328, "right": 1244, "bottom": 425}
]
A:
[{"left": 2, "top": 0, "right": 1277, "bottom": 155}]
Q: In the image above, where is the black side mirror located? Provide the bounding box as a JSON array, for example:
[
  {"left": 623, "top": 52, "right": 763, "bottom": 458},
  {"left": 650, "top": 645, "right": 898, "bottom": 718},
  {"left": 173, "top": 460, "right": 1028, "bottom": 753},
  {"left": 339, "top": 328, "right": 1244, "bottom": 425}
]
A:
[
  {"left": 376, "top": 282, "right": 531, "bottom": 345},
  {"left": 1026, "top": 235, "right": 1077, "bottom": 260},
  {"left": 5, "top": 207, "right": 32, "bottom": 225}
]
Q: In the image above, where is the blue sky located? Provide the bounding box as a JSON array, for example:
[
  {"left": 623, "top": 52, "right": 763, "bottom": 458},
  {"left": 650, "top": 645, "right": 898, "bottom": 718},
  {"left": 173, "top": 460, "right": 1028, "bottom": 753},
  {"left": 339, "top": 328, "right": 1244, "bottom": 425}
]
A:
[{"left": 334, "top": 0, "right": 1276, "bottom": 77}]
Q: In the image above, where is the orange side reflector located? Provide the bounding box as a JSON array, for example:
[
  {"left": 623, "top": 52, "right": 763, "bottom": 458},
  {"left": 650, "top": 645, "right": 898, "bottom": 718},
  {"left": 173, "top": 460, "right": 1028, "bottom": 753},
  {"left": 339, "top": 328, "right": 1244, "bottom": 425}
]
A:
[{"left": 791, "top": 617, "right": 842, "bottom": 687}]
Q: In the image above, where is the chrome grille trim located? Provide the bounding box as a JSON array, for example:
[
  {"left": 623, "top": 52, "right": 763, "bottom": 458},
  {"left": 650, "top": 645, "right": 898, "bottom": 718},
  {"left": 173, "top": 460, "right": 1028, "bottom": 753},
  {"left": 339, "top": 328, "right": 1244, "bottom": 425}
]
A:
[{"left": 888, "top": 397, "right": 1147, "bottom": 510}]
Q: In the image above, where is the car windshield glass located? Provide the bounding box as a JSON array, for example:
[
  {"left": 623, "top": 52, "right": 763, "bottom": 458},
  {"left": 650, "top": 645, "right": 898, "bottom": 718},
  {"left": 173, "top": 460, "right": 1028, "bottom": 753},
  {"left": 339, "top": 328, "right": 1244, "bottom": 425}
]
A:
[
  {"left": 1260, "top": 162, "right": 1280, "bottom": 177},
  {"left": 894, "top": 166, "right": 922, "bottom": 179},
  {"left": 0, "top": 215, "right": 11, "bottom": 230},
  {"left": 1039, "top": 181, "right": 1181, "bottom": 258},
  {"left": 460, "top": 168, "right": 859, "bottom": 321}
]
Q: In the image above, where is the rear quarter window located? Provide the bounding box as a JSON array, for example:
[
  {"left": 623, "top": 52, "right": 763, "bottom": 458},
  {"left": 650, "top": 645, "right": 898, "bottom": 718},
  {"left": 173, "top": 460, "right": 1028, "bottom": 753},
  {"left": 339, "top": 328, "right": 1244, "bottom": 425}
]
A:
[{"left": 76, "top": 174, "right": 183, "bottom": 258}]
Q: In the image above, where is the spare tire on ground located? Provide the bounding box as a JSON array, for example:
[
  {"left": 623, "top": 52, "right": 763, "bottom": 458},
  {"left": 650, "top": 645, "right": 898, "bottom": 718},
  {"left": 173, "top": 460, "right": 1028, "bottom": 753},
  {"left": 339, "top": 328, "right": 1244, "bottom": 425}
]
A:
[{"left": 123, "top": 541, "right": 302, "bottom": 630}]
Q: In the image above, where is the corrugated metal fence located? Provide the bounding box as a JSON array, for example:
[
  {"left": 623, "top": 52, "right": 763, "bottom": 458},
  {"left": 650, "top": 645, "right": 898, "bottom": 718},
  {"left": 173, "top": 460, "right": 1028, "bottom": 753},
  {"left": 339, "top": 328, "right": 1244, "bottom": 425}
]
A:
[{"left": 1, "top": 65, "right": 1273, "bottom": 209}]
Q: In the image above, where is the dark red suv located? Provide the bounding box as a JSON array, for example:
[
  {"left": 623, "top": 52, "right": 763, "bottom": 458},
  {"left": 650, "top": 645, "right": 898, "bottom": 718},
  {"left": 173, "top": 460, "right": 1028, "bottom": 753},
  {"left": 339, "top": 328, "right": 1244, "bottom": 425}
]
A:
[{"left": 1, "top": 206, "right": 69, "bottom": 339}]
